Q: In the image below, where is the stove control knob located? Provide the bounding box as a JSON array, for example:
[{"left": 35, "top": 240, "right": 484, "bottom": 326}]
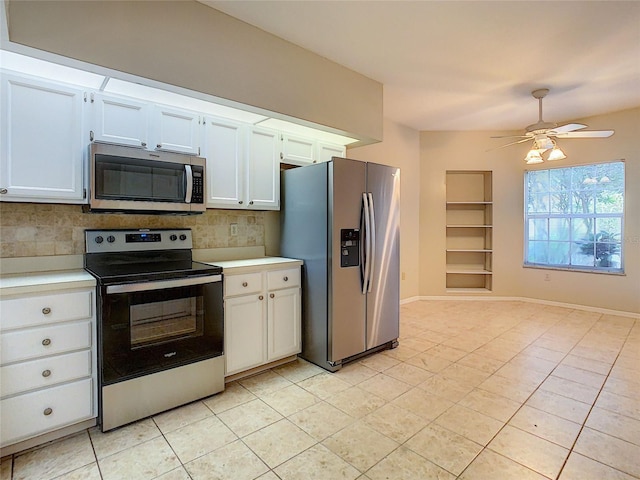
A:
[
  {"left": 107, "top": 235, "right": 115, "bottom": 243},
  {"left": 179, "top": 234, "right": 187, "bottom": 241},
  {"left": 170, "top": 234, "right": 177, "bottom": 241},
  {"left": 95, "top": 236, "right": 104, "bottom": 244}
]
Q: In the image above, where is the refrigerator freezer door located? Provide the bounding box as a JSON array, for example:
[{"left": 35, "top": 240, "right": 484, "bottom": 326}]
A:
[
  {"left": 328, "top": 158, "right": 367, "bottom": 362},
  {"left": 280, "top": 163, "right": 329, "bottom": 367},
  {"left": 366, "top": 162, "right": 400, "bottom": 350}
]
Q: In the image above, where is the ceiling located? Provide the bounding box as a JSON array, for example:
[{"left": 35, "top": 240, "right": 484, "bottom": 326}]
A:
[{"left": 202, "top": 1, "right": 640, "bottom": 132}]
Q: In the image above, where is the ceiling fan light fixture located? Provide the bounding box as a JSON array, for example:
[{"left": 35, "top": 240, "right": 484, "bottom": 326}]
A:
[
  {"left": 534, "top": 135, "right": 554, "bottom": 151},
  {"left": 547, "top": 146, "right": 567, "bottom": 161},
  {"left": 525, "top": 149, "right": 543, "bottom": 164}
]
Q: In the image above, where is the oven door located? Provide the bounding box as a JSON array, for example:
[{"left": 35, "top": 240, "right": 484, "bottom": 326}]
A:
[{"left": 99, "top": 275, "right": 223, "bottom": 385}]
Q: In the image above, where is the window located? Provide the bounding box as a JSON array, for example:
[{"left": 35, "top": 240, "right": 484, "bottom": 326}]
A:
[{"left": 524, "top": 161, "right": 624, "bottom": 273}]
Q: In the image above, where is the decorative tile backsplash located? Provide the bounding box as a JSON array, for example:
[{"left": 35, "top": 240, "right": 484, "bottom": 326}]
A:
[{"left": 0, "top": 203, "right": 264, "bottom": 258}]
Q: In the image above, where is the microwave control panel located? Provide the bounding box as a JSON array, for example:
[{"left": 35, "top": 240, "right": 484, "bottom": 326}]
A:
[{"left": 191, "top": 168, "right": 204, "bottom": 204}]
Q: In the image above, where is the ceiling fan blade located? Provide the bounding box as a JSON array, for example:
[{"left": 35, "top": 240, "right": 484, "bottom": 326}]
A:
[
  {"left": 554, "top": 130, "right": 615, "bottom": 138},
  {"left": 549, "top": 123, "right": 587, "bottom": 134},
  {"left": 486, "top": 138, "right": 531, "bottom": 151},
  {"left": 490, "top": 134, "right": 529, "bottom": 139}
]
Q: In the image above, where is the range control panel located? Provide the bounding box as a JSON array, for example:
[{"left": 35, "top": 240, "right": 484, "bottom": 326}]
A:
[
  {"left": 85, "top": 229, "right": 193, "bottom": 253},
  {"left": 340, "top": 229, "right": 360, "bottom": 267}
]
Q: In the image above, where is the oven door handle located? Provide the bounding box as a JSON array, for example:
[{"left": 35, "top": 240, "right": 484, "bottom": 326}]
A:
[
  {"left": 106, "top": 275, "right": 222, "bottom": 294},
  {"left": 185, "top": 165, "right": 193, "bottom": 204}
]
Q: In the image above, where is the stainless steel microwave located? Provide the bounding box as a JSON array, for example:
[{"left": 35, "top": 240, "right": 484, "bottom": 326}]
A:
[{"left": 87, "top": 143, "right": 206, "bottom": 214}]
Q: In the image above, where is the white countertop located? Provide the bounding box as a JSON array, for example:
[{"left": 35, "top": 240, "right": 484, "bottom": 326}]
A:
[
  {"left": 0, "top": 257, "right": 302, "bottom": 296},
  {"left": 0, "top": 270, "right": 96, "bottom": 297},
  {"left": 204, "top": 257, "right": 303, "bottom": 275}
]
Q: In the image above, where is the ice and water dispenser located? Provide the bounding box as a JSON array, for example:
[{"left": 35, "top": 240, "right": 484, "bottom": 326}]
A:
[{"left": 340, "top": 229, "right": 360, "bottom": 267}]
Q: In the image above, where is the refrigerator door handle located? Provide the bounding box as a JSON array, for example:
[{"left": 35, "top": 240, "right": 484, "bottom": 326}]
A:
[
  {"left": 361, "top": 192, "right": 371, "bottom": 295},
  {"left": 367, "top": 192, "right": 376, "bottom": 293}
]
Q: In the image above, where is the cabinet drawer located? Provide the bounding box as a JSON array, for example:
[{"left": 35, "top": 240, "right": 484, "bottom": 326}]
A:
[
  {"left": 1, "top": 321, "right": 92, "bottom": 365},
  {"left": 225, "top": 273, "right": 263, "bottom": 297},
  {"left": 0, "top": 378, "right": 93, "bottom": 446},
  {"left": 1, "top": 350, "right": 91, "bottom": 398},
  {"left": 0, "top": 290, "right": 92, "bottom": 331},
  {"left": 267, "top": 268, "right": 301, "bottom": 291}
]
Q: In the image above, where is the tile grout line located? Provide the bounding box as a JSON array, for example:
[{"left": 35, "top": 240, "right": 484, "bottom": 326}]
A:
[{"left": 553, "top": 315, "right": 637, "bottom": 480}]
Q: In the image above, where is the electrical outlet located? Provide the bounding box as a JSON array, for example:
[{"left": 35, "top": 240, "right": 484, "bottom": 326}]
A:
[
  {"left": 230, "top": 223, "right": 238, "bottom": 236},
  {"left": 402, "top": 272, "right": 406, "bottom": 280},
  {"left": 544, "top": 273, "right": 551, "bottom": 281}
]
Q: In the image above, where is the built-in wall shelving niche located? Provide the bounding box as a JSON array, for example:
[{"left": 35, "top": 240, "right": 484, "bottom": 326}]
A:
[{"left": 446, "top": 171, "right": 493, "bottom": 293}]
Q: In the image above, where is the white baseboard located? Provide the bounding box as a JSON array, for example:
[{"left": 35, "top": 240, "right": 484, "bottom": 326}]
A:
[
  {"left": 400, "top": 296, "right": 421, "bottom": 305},
  {"left": 407, "top": 295, "right": 640, "bottom": 319}
]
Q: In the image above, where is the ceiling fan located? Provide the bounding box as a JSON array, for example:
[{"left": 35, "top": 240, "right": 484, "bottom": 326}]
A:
[{"left": 492, "top": 88, "right": 614, "bottom": 164}]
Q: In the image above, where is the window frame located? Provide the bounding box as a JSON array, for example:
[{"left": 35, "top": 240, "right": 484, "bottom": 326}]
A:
[{"left": 523, "top": 160, "right": 625, "bottom": 275}]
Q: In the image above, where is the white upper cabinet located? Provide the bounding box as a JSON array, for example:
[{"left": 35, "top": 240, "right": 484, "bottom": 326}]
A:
[
  {"left": 152, "top": 105, "right": 200, "bottom": 155},
  {"left": 281, "top": 134, "right": 315, "bottom": 165},
  {"left": 202, "top": 116, "right": 245, "bottom": 208},
  {"left": 281, "top": 134, "right": 347, "bottom": 166},
  {"left": 247, "top": 126, "right": 280, "bottom": 210},
  {"left": 0, "top": 73, "right": 86, "bottom": 203},
  {"left": 317, "top": 142, "right": 346, "bottom": 163},
  {"left": 91, "top": 93, "right": 149, "bottom": 148}
]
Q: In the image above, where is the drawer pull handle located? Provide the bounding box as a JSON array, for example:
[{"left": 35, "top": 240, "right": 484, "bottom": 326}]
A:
[
  {"left": 42, "top": 307, "right": 51, "bottom": 315},
  {"left": 270, "top": 293, "right": 275, "bottom": 298},
  {"left": 283, "top": 276, "right": 289, "bottom": 282},
  {"left": 43, "top": 408, "right": 53, "bottom": 416},
  {"left": 42, "top": 369, "right": 51, "bottom": 378},
  {"left": 242, "top": 282, "right": 248, "bottom": 287},
  {"left": 42, "top": 338, "right": 52, "bottom": 346},
  {"left": 259, "top": 295, "right": 264, "bottom": 300}
]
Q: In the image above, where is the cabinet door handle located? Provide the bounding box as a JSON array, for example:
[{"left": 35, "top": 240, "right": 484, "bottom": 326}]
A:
[
  {"left": 0, "top": 188, "right": 7, "bottom": 194},
  {"left": 42, "top": 307, "right": 51, "bottom": 315},
  {"left": 141, "top": 142, "right": 147, "bottom": 147},
  {"left": 259, "top": 295, "right": 264, "bottom": 300},
  {"left": 42, "top": 338, "right": 52, "bottom": 346},
  {"left": 157, "top": 144, "right": 162, "bottom": 149},
  {"left": 270, "top": 293, "right": 275, "bottom": 298},
  {"left": 42, "top": 369, "right": 52, "bottom": 378},
  {"left": 43, "top": 408, "right": 53, "bottom": 416},
  {"left": 283, "top": 276, "right": 288, "bottom": 282},
  {"left": 242, "top": 282, "right": 248, "bottom": 287},
  {"left": 239, "top": 200, "right": 243, "bottom": 205},
  {"left": 249, "top": 201, "right": 254, "bottom": 205}
]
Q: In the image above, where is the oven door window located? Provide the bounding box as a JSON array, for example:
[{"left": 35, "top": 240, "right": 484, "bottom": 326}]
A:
[
  {"left": 95, "top": 154, "right": 186, "bottom": 202},
  {"left": 130, "top": 294, "right": 201, "bottom": 348},
  {"left": 100, "top": 281, "right": 223, "bottom": 385}
]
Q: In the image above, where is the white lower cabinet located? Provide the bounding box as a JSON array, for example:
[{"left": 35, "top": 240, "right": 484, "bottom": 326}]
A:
[
  {"left": 0, "top": 287, "right": 96, "bottom": 448},
  {"left": 223, "top": 264, "right": 301, "bottom": 376},
  {"left": 225, "top": 294, "right": 267, "bottom": 374},
  {"left": 267, "top": 287, "right": 301, "bottom": 360}
]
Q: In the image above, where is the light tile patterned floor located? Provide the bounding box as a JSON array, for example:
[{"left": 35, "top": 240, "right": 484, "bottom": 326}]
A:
[{"left": 2, "top": 300, "right": 639, "bottom": 480}]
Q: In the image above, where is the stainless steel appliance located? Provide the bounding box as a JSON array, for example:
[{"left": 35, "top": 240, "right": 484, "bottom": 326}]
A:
[
  {"left": 84, "top": 228, "right": 224, "bottom": 431},
  {"left": 87, "top": 143, "right": 206, "bottom": 214},
  {"left": 280, "top": 157, "right": 400, "bottom": 371}
]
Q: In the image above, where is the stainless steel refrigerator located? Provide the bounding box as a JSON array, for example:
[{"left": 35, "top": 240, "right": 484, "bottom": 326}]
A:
[{"left": 281, "top": 157, "right": 400, "bottom": 372}]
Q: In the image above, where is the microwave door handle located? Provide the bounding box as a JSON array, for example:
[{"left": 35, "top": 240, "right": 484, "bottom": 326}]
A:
[{"left": 185, "top": 165, "right": 193, "bottom": 203}]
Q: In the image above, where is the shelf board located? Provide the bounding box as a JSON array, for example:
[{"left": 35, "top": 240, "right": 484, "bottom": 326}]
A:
[
  {"left": 446, "top": 268, "right": 492, "bottom": 275},
  {"left": 446, "top": 224, "right": 493, "bottom": 228},
  {"left": 446, "top": 249, "right": 492, "bottom": 253},
  {"left": 446, "top": 287, "right": 493, "bottom": 294},
  {"left": 446, "top": 201, "right": 493, "bottom": 205}
]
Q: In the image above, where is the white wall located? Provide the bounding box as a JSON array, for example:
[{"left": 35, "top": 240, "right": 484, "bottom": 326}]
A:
[
  {"left": 348, "top": 118, "right": 421, "bottom": 301},
  {"left": 420, "top": 107, "right": 640, "bottom": 314},
  {"left": 5, "top": 0, "right": 382, "bottom": 143}
]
